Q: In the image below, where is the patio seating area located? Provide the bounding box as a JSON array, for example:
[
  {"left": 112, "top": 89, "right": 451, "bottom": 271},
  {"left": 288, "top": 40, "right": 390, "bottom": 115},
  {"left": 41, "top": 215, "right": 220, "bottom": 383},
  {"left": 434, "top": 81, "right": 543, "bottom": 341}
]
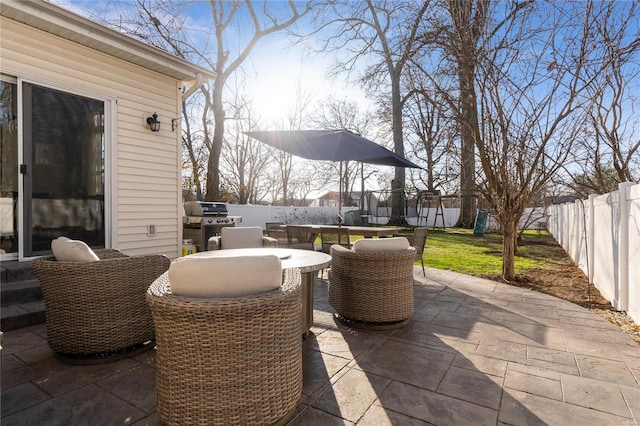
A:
[{"left": 2, "top": 266, "right": 639, "bottom": 425}]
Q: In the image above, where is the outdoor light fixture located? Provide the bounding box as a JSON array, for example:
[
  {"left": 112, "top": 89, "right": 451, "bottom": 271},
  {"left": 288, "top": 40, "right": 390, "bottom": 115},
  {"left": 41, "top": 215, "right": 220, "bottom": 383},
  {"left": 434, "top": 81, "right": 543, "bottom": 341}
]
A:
[
  {"left": 146, "top": 113, "right": 160, "bottom": 132},
  {"left": 171, "top": 117, "right": 181, "bottom": 132}
]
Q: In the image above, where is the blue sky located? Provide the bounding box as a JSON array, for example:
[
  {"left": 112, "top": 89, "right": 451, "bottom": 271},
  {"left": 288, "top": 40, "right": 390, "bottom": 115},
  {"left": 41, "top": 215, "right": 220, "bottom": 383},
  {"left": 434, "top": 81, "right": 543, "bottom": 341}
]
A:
[{"left": 51, "top": 0, "right": 375, "bottom": 125}]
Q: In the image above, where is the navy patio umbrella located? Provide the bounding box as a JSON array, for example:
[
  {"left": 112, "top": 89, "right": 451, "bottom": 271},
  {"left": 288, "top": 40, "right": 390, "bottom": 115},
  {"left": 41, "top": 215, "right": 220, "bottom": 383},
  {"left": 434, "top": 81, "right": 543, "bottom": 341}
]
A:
[{"left": 244, "top": 129, "right": 421, "bottom": 219}]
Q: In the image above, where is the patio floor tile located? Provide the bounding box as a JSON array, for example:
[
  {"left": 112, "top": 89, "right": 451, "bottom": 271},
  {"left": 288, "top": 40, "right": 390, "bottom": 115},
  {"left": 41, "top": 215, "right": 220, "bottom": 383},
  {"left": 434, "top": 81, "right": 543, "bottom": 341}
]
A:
[
  {"left": 499, "top": 389, "right": 635, "bottom": 426},
  {"left": 311, "top": 367, "right": 391, "bottom": 422},
  {"left": 620, "top": 384, "right": 640, "bottom": 420},
  {"left": 358, "top": 404, "right": 434, "bottom": 425},
  {"left": 31, "top": 357, "right": 139, "bottom": 397},
  {"left": 475, "top": 337, "right": 528, "bottom": 363},
  {"left": 1, "top": 384, "right": 147, "bottom": 426},
  {"left": 353, "top": 339, "right": 454, "bottom": 391},
  {"left": 451, "top": 352, "right": 508, "bottom": 377},
  {"left": 1, "top": 381, "right": 50, "bottom": 417},
  {"left": 561, "top": 374, "right": 632, "bottom": 418},
  {"left": 307, "top": 328, "right": 387, "bottom": 360},
  {"left": 506, "top": 301, "right": 560, "bottom": 320},
  {"left": 574, "top": 354, "right": 639, "bottom": 387},
  {"left": 302, "top": 348, "right": 351, "bottom": 397},
  {"left": 482, "top": 322, "right": 566, "bottom": 351},
  {"left": 2, "top": 267, "right": 638, "bottom": 426},
  {"left": 379, "top": 381, "right": 498, "bottom": 426},
  {"left": 435, "top": 365, "right": 504, "bottom": 409},
  {"left": 97, "top": 363, "right": 157, "bottom": 414},
  {"left": 289, "top": 406, "right": 353, "bottom": 425},
  {"left": 503, "top": 368, "right": 563, "bottom": 400},
  {"left": 562, "top": 322, "right": 639, "bottom": 346}
]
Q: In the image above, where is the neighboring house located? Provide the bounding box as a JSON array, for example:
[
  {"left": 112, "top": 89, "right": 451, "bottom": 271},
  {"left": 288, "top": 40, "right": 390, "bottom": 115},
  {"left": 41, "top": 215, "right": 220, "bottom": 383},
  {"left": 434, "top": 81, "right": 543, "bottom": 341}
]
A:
[
  {"left": 0, "top": 1, "right": 215, "bottom": 261},
  {"left": 309, "top": 190, "right": 378, "bottom": 211},
  {"left": 313, "top": 191, "right": 340, "bottom": 208}
]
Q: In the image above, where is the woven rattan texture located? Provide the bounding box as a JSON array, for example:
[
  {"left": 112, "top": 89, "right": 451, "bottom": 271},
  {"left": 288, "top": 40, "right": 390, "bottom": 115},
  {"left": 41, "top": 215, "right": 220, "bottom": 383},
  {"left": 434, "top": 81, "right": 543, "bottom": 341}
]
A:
[
  {"left": 32, "top": 249, "right": 170, "bottom": 356},
  {"left": 329, "top": 245, "right": 416, "bottom": 323},
  {"left": 207, "top": 235, "right": 278, "bottom": 250},
  {"left": 147, "top": 269, "right": 303, "bottom": 426}
]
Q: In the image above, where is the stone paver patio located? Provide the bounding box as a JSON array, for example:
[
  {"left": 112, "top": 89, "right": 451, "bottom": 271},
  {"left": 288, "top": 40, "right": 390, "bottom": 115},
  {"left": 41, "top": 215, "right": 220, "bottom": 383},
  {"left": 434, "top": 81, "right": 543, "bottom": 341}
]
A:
[{"left": 2, "top": 267, "right": 639, "bottom": 425}]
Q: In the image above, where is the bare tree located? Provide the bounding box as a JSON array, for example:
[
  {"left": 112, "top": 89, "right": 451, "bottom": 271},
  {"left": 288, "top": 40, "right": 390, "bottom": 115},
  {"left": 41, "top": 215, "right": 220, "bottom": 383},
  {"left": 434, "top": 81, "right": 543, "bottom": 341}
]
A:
[
  {"left": 404, "top": 86, "right": 459, "bottom": 193},
  {"left": 102, "top": 0, "right": 310, "bottom": 201},
  {"left": 265, "top": 76, "right": 316, "bottom": 206},
  {"left": 307, "top": 0, "right": 430, "bottom": 223},
  {"left": 200, "top": 1, "right": 310, "bottom": 201},
  {"left": 568, "top": 1, "right": 640, "bottom": 191},
  {"left": 180, "top": 95, "right": 208, "bottom": 200},
  {"left": 219, "top": 87, "right": 271, "bottom": 204},
  {"left": 407, "top": 0, "right": 493, "bottom": 227},
  {"left": 475, "top": 1, "right": 640, "bottom": 280},
  {"left": 409, "top": 0, "right": 638, "bottom": 280},
  {"left": 311, "top": 98, "right": 379, "bottom": 207}
]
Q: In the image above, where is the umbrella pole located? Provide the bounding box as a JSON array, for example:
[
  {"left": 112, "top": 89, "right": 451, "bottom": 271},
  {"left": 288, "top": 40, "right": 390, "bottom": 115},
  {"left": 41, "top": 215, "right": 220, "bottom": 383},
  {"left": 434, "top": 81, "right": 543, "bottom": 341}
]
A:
[
  {"left": 361, "top": 162, "right": 364, "bottom": 210},
  {"left": 338, "top": 161, "right": 343, "bottom": 226},
  {"left": 339, "top": 161, "right": 343, "bottom": 224}
]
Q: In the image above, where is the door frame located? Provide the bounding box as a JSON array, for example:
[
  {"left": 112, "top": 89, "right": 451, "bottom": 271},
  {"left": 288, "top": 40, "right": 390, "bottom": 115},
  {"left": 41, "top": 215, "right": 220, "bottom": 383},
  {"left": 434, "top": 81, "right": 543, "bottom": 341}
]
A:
[{"left": 0, "top": 74, "right": 115, "bottom": 261}]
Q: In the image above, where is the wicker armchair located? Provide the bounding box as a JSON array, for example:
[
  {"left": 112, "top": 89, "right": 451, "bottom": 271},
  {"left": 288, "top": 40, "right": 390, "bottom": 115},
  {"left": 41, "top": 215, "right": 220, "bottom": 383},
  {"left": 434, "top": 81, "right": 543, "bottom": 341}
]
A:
[
  {"left": 207, "top": 226, "right": 278, "bottom": 250},
  {"left": 147, "top": 269, "right": 303, "bottom": 426},
  {"left": 329, "top": 243, "right": 416, "bottom": 329},
  {"left": 32, "top": 249, "right": 170, "bottom": 362}
]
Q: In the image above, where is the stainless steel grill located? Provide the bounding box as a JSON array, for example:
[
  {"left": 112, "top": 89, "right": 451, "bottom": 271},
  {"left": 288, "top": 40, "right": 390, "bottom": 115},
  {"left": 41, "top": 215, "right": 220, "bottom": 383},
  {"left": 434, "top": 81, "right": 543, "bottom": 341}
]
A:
[{"left": 182, "top": 201, "right": 242, "bottom": 251}]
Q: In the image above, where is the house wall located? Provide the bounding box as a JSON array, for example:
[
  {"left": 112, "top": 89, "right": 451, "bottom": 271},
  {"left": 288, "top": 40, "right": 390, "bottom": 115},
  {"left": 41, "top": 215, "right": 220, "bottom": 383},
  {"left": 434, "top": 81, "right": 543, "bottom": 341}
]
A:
[{"left": 0, "top": 17, "right": 182, "bottom": 258}]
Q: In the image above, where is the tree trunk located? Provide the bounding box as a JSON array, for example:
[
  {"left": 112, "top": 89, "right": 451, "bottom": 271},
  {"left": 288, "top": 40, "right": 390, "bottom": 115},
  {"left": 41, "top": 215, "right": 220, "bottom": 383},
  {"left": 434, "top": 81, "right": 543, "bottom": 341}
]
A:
[
  {"left": 456, "top": 51, "right": 478, "bottom": 228},
  {"left": 501, "top": 220, "right": 517, "bottom": 281},
  {"left": 388, "top": 74, "right": 408, "bottom": 226},
  {"left": 205, "top": 80, "right": 225, "bottom": 201},
  {"left": 447, "top": 0, "right": 485, "bottom": 228}
]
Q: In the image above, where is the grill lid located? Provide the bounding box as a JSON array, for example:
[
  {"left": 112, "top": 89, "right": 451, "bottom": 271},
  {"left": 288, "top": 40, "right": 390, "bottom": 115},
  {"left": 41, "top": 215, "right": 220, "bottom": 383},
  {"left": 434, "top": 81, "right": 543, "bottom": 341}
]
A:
[{"left": 183, "top": 201, "right": 228, "bottom": 216}]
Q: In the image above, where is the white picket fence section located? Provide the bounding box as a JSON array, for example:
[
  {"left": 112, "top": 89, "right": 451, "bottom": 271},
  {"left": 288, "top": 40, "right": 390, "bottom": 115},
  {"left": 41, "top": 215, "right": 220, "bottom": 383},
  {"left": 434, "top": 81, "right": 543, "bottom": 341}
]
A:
[{"left": 546, "top": 182, "right": 640, "bottom": 324}]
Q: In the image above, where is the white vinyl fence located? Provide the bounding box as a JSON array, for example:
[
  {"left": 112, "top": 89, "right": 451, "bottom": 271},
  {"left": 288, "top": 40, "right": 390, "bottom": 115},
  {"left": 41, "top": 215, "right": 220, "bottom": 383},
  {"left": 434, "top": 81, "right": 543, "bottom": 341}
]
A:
[
  {"left": 546, "top": 182, "right": 640, "bottom": 324},
  {"left": 226, "top": 204, "right": 545, "bottom": 231},
  {"left": 225, "top": 205, "right": 461, "bottom": 228}
]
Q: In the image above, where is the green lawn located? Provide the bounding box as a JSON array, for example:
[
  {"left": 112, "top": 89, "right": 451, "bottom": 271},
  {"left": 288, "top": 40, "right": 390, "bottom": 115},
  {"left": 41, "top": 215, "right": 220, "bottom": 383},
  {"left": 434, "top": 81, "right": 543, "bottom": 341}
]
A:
[{"left": 398, "top": 228, "right": 554, "bottom": 278}]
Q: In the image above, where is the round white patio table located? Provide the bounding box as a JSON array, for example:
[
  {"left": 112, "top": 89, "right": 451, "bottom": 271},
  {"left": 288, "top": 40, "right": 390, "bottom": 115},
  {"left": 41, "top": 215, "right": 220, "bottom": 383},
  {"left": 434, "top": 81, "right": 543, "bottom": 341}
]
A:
[{"left": 188, "top": 248, "right": 331, "bottom": 337}]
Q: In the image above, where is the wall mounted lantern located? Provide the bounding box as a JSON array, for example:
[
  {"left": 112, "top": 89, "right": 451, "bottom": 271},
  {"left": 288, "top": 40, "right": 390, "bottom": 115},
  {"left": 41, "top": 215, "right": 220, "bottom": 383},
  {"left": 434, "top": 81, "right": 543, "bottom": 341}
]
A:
[{"left": 146, "top": 113, "right": 160, "bottom": 132}]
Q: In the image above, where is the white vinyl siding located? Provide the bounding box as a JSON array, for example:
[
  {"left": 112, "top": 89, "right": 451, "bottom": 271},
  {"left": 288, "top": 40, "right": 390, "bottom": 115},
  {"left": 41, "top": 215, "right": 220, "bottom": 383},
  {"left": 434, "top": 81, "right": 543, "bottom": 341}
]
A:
[{"left": 1, "top": 17, "right": 183, "bottom": 257}]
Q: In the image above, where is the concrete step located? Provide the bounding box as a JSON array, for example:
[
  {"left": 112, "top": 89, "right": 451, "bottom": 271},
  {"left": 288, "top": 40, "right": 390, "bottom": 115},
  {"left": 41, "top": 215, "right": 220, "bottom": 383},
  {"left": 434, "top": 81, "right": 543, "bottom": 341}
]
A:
[
  {"left": 1, "top": 262, "right": 45, "bottom": 331},
  {"left": 1, "top": 260, "right": 35, "bottom": 283},
  {"left": 1, "top": 300, "right": 45, "bottom": 331},
  {"left": 1, "top": 279, "right": 42, "bottom": 306}
]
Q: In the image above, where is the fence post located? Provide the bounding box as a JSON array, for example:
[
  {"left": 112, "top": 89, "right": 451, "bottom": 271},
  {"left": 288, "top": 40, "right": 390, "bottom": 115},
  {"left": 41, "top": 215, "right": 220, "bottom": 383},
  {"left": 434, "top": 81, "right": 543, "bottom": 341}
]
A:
[
  {"left": 574, "top": 200, "right": 582, "bottom": 264},
  {"left": 616, "top": 182, "right": 632, "bottom": 311},
  {"left": 587, "top": 194, "right": 595, "bottom": 285}
]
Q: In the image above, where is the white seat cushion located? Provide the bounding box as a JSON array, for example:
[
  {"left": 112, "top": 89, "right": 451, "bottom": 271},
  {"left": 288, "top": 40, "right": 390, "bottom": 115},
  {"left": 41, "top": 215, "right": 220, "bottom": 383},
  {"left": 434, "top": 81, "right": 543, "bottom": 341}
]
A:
[
  {"left": 168, "top": 253, "right": 282, "bottom": 298},
  {"left": 352, "top": 237, "right": 410, "bottom": 252},
  {"left": 221, "top": 226, "right": 264, "bottom": 249},
  {"left": 51, "top": 237, "right": 100, "bottom": 262}
]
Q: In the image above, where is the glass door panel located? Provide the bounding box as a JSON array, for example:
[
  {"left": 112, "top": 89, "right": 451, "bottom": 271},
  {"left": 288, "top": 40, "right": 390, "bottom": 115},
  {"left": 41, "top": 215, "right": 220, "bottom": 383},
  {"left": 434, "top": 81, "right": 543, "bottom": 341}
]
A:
[
  {"left": 23, "top": 83, "right": 105, "bottom": 257},
  {"left": 0, "top": 80, "right": 18, "bottom": 256}
]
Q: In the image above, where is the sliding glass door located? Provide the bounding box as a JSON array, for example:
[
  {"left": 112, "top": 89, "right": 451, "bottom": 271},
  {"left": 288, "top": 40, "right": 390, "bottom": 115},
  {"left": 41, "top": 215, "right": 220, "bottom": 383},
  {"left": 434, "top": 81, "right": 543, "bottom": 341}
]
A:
[{"left": 0, "top": 77, "right": 106, "bottom": 259}]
